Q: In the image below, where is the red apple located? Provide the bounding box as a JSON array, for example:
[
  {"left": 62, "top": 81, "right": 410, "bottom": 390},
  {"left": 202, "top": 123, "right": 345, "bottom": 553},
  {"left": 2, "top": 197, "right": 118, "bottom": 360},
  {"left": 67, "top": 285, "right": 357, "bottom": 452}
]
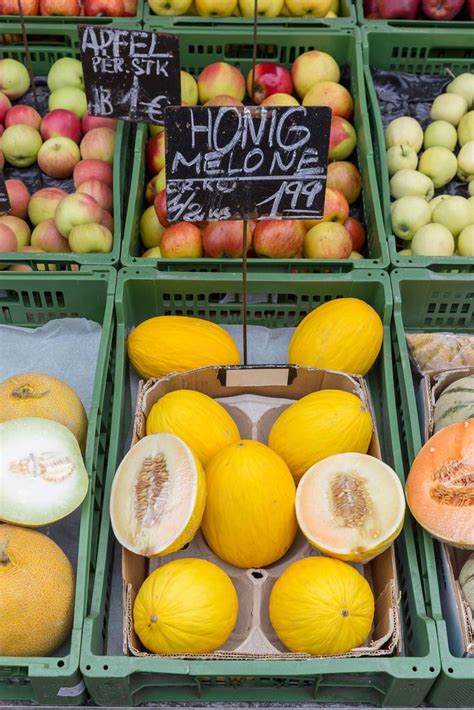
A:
[
  {"left": 203, "top": 95, "right": 244, "bottom": 107},
  {"left": 30, "top": 218, "right": 71, "bottom": 252},
  {"left": 304, "top": 187, "right": 349, "bottom": 228},
  {"left": 0, "top": 0, "right": 39, "bottom": 13},
  {"left": 364, "top": 0, "right": 380, "bottom": 16},
  {"left": 82, "top": 114, "right": 118, "bottom": 132},
  {"left": 80, "top": 126, "right": 115, "bottom": 163},
  {"left": 303, "top": 81, "right": 353, "bottom": 120},
  {"left": 0, "top": 215, "right": 30, "bottom": 248},
  {"left": 84, "top": 0, "right": 125, "bottom": 15},
  {"left": 247, "top": 63, "right": 293, "bottom": 105},
  {"left": 145, "top": 174, "right": 162, "bottom": 204},
  {"left": 77, "top": 179, "right": 113, "bottom": 212},
  {"left": 38, "top": 136, "right": 81, "bottom": 178},
  {"left": 5, "top": 104, "right": 41, "bottom": 130},
  {"left": 253, "top": 219, "right": 306, "bottom": 258},
  {"left": 376, "top": 0, "right": 420, "bottom": 19},
  {"left": 329, "top": 115, "right": 357, "bottom": 160},
  {"left": 101, "top": 210, "right": 114, "bottom": 233},
  {"left": 0, "top": 92, "right": 11, "bottom": 123},
  {"left": 421, "top": 0, "right": 464, "bottom": 19},
  {"left": 160, "top": 222, "right": 203, "bottom": 258},
  {"left": 5, "top": 179, "right": 30, "bottom": 219},
  {"left": 154, "top": 190, "right": 169, "bottom": 228},
  {"left": 326, "top": 161, "right": 361, "bottom": 204},
  {"left": 40, "top": 0, "right": 81, "bottom": 14},
  {"left": 123, "top": 0, "right": 137, "bottom": 13},
  {"left": 146, "top": 131, "right": 166, "bottom": 175},
  {"left": 202, "top": 220, "right": 252, "bottom": 258},
  {"left": 40, "top": 109, "right": 82, "bottom": 142},
  {"left": 198, "top": 62, "right": 246, "bottom": 104},
  {"left": 0, "top": 223, "right": 17, "bottom": 252},
  {"left": 467, "top": 0, "right": 474, "bottom": 19},
  {"left": 344, "top": 217, "right": 366, "bottom": 252},
  {"left": 28, "top": 187, "right": 67, "bottom": 225},
  {"left": 73, "top": 159, "right": 113, "bottom": 188}
]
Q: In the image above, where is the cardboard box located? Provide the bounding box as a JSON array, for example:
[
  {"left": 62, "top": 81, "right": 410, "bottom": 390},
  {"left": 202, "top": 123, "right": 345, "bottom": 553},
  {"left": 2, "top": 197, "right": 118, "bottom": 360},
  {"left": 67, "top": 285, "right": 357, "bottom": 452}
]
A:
[{"left": 123, "top": 365, "right": 402, "bottom": 660}]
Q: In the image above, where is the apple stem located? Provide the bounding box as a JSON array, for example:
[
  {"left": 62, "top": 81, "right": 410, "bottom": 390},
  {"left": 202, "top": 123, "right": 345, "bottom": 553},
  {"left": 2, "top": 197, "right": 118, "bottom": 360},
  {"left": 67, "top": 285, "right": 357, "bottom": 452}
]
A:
[{"left": 445, "top": 68, "right": 456, "bottom": 80}]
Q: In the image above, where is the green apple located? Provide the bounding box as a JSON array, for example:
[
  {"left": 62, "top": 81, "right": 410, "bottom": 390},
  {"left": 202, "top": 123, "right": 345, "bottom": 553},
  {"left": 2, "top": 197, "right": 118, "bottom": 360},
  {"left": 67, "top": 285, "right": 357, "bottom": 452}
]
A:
[
  {"left": 143, "top": 246, "right": 162, "bottom": 258},
  {"left": 398, "top": 248, "right": 412, "bottom": 256},
  {"left": 1, "top": 125, "right": 42, "bottom": 167},
  {"left": 140, "top": 206, "right": 165, "bottom": 249},
  {"left": 457, "top": 141, "right": 474, "bottom": 182},
  {"left": 390, "top": 169, "right": 434, "bottom": 201},
  {"left": 429, "top": 194, "right": 450, "bottom": 215},
  {"left": 386, "top": 145, "right": 418, "bottom": 176},
  {"left": 0, "top": 59, "right": 30, "bottom": 101},
  {"left": 447, "top": 73, "right": 474, "bottom": 110},
  {"left": 239, "top": 0, "right": 284, "bottom": 15},
  {"left": 432, "top": 196, "right": 472, "bottom": 237},
  {"left": 390, "top": 196, "right": 431, "bottom": 241},
  {"left": 47, "top": 58, "right": 84, "bottom": 92},
  {"left": 156, "top": 168, "right": 166, "bottom": 193},
  {"left": 468, "top": 195, "right": 474, "bottom": 222},
  {"left": 431, "top": 93, "right": 468, "bottom": 127},
  {"left": 457, "top": 224, "right": 474, "bottom": 257},
  {"left": 148, "top": 0, "right": 193, "bottom": 13},
  {"left": 180, "top": 70, "right": 198, "bottom": 106},
  {"left": 418, "top": 146, "right": 457, "bottom": 188},
  {"left": 68, "top": 223, "right": 112, "bottom": 253},
  {"left": 195, "top": 0, "right": 237, "bottom": 15},
  {"left": 423, "top": 120, "right": 457, "bottom": 151},
  {"left": 385, "top": 116, "right": 423, "bottom": 153},
  {"left": 457, "top": 111, "right": 474, "bottom": 147},
  {"left": 411, "top": 223, "right": 455, "bottom": 257},
  {"left": 49, "top": 87, "right": 88, "bottom": 119},
  {"left": 469, "top": 180, "right": 474, "bottom": 197}
]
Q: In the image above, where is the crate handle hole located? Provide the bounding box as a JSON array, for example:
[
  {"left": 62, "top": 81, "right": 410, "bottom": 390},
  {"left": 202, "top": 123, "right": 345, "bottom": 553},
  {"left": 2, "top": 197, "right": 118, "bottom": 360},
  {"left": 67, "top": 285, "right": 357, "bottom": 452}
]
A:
[
  {"left": 448, "top": 668, "right": 454, "bottom": 674},
  {"left": 103, "top": 665, "right": 109, "bottom": 671},
  {"left": 412, "top": 666, "right": 417, "bottom": 672},
  {"left": 57, "top": 660, "right": 64, "bottom": 667},
  {"left": 85, "top": 665, "right": 91, "bottom": 671},
  {"left": 429, "top": 667, "right": 435, "bottom": 673}
]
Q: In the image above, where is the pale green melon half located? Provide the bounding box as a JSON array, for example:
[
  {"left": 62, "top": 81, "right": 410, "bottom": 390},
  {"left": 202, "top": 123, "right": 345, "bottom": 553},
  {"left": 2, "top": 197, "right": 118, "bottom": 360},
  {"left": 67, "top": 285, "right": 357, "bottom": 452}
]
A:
[{"left": 433, "top": 376, "right": 474, "bottom": 433}]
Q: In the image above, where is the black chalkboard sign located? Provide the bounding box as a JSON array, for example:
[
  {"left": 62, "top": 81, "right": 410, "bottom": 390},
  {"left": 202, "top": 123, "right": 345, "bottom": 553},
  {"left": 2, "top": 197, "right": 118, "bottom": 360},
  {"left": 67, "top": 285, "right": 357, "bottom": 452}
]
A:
[
  {"left": 79, "top": 27, "right": 180, "bottom": 125},
  {"left": 0, "top": 171, "right": 10, "bottom": 215},
  {"left": 164, "top": 105, "right": 331, "bottom": 222}
]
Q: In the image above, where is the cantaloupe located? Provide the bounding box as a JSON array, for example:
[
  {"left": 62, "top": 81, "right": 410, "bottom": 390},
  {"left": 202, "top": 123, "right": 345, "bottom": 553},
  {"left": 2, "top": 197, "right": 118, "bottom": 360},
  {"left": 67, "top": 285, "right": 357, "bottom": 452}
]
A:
[
  {"left": 433, "top": 376, "right": 474, "bottom": 433},
  {"left": 0, "top": 524, "right": 75, "bottom": 656}
]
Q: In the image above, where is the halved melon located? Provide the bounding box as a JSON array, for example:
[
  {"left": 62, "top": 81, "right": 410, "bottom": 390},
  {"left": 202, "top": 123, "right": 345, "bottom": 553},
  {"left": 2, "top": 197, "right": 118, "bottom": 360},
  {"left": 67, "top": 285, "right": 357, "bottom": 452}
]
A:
[
  {"left": 296, "top": 453, "right": 405, "bottom": 563},
  {"left": 406, "top": 418, "right": 474, "bottom": 549},
  {"left": 0, "top": 417, "right": 89, "bottom": 527},
  {"left": 110, "top": 433, "right": 206, "bottom": 557}
]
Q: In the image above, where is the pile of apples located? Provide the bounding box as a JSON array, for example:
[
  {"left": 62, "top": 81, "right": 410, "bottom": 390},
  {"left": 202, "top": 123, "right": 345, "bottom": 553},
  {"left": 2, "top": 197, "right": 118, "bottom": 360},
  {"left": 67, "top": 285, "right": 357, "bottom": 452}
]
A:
[
  {"left": 0, "top": 0, "right": 138, "bottom": 17},
  {"left": 386, "top": 72, "right": 474, "bottom": 258},
  {"left": 149, "top": 0, "right": 340, "bottom": 19},
  {"left": 0, "top": 57, "right": 117, "bottom": 258},
  {"left": 364, "top": 0, "right": 474, "bottom": 20},
  {"left": 140, "top": 51, "right": 366, "bottom": 261}
]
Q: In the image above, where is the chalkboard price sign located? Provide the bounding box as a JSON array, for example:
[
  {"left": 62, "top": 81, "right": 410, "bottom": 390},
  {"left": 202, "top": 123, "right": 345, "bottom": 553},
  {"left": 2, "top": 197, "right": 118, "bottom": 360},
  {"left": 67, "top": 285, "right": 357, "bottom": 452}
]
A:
[
  {"left": 79, "top": 27, "right": 180, "bottom": 125},
  {"left": 165, "top": 105, "right": 331, "bottom": 223},
  {"left": 0, "top": 171, "right": 11, "bottom": 215}
]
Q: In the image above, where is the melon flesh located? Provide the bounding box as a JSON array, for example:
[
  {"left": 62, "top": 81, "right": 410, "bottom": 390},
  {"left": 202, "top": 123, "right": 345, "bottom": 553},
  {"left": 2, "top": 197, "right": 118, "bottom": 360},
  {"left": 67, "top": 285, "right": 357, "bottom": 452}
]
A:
[
  {"left": 0, "top": 417, "right": 89, "bottom": 526},
  {"left": 296, "top": 452, "right": 405, "bottom": 563}
]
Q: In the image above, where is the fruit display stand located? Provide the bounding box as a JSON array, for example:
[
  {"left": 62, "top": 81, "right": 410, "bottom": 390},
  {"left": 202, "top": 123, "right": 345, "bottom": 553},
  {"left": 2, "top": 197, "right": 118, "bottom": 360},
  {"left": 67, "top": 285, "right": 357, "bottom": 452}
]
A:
[
  {"left": 391, "top": 268, "right": 474, "bottom": 707},
  {"left": 362, "top": 27, "right": 474, "bottom": 272},
  {"left": 79, "top": 268, "right": 439, "bottom": 706},
  {"left": 355, "top": 0, "right": 474, "bottom": 27},
  {"left": 0, "top": 268, "right": 116, "bottom": 705},
  {"left": 0, "top": 0, "right": 144, "bottom": 27},
  {"left": 121, "top": 27, "right": 390, "bottom": 272}
]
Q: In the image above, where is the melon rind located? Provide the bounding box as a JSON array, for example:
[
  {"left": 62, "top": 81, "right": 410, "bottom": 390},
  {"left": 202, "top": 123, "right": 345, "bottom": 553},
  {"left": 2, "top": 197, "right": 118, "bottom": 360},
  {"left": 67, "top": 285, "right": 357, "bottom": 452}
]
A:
[{"left": 433, "top": 376, "right": 474, "bottom": 433}]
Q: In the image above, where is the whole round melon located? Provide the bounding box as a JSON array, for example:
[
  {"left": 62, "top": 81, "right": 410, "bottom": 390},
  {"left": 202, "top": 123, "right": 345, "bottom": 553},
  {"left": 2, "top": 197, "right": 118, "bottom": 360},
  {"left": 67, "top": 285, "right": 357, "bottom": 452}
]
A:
[
  {"left": 146, "top": 390, "right": 240, "bottom": 466},
  {"left": 269, "top": 556, "right": 375, "bottom": 655},
  {"left": 296, "top": 453, "right": 405, "bottom": 563},
  {"left": 133, "top": 558, "right": 238, "bottom": 654},
  {"left": 201, "top": 440, "right": 297, "bottom": 568},
  {"left": 110, "top": 433, "right": 206, "bottom": 557},
  {"left": 459, "top": 553, "right": 474, "bottom": 612},
  {"left": 288, "top": 298, "right": 383, "bottom": 375},
  {"left": 433, "top": 376, "right": 474, "bottom": 433},
  {"left": 0, "top": 372, "right": 87, "bottom": 450},
  {"left": 127, "top": 315, "right": 240, "bottom": 380},
  {"left": 268, "top": 389, "right": 373, "bottom": 482},
  {"left": 0, "top": 524, "right": 75, "bottom": 656},
  {"left": 0, "top": 417, "right": 89, "bottom": 526},
  {"left": 406, "top": 419, "right": 474, "bottom": 549}
]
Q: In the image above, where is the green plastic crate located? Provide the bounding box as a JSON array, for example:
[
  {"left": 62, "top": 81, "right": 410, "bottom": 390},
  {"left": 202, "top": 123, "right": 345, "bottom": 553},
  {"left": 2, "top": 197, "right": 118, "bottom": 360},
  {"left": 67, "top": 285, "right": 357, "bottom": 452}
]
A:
[
  {"left": 121, "top": 26, "right": 389, "bottom": 272},
  {"left": 391, "top": 268, "right": 474, "bottom": 707},
  {"left": 80, "top": 268, "right": 439, "bottom": 706},
  {"left": 356, "top": 0, "right": 474, "bottom": 27},
  {"left": 0, "top": 268, "right": 116, "bottom": 705},
  {"left": 143, "top": 0, "right": 355, "bottom": 28},
  {"left": 0, "top": 25, "right": 135, "bottom": 270},
  {"left": 362, "top": 27, "right": 474, "bottom": 272},
  {"left": 0, "top": 0, "right": 143, "bottom": 27}
]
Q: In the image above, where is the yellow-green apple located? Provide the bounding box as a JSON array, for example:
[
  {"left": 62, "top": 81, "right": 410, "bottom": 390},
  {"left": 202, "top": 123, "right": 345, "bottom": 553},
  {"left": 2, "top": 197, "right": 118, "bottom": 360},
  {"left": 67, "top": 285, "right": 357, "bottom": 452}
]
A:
[
  {"left": 447, "top": 73, "right": 474, "bottom": 109},
  {"left": 457, "top": 224, "right": 474, "bottom": 257},
  {"left": 0, "top": 125, "right": 42, "bottom": 167},
  {"left": 344, "top": 217, "right": 365, "bottom": 252},
  {"left": 326, "top": 161, "right": 361, "bottom": 204},
  {"left": 198, "top": 62, "right": 246, "bottom": 103},
  {"left": 457, "top": 141, "right": 474, "bottom": 182},
  {"left": 7, "top": 264, "right": 35, "bottom": 271},
  {"left": 202, "top": 220, "right": 252, "bottom": 258},
  {"left": 253, "top": 219, "right": 306, "bottom": 258},
  {"left": 146, "top": 131, "right": 166, "bottom": 175},
  {"left": 247, "top": 63, "right": 293, "bottom": 105},
  {"left": 398, "top": 248, "right": 412, "bottom": 256},
  {"left": 0, "top": 215, "right": 30, "bottom": 248},
  {"left": 470, "top": 180, "right": 474, "bottom": 196},
  {"left": 350, "top": 251, "right": 364, "bottom": 259},
  {"left": 390, "top": 169, "right": 434, "bottom": 200},
  {"left": 47, "top": 57, "right": 84, "bottom": 91},
  {"left": 160, "top": 222, "right": 203, "bottom": 258},
  {"left": 385, "top": 116, "right": 423, "bottom": 152},
  {"left": 431, "top": 93, "right": 467, "bottom": 126},
  {"left": 325, "top": 9, "right": 337, "bottom": 15},
  {"left": 421, "top": 0, "right": 464, "bottom": 20},
  {"left": 145, "top": 174, "right": 161, "bottom": 204},
  {"left": 304, "top": 187, "right": 349, "bottom": 228},
  {"left": 140, "top": 205, "right": 165, "bottom": 249},
  {"left": 386, "top": 145, "right": 418, "bottom": 175},
  {"left": 291, "top": 50, "right": 340, "bottom": 99},
  {"left": 101, "top": 210, "right": 114, "bottom": 233},
  {"left": 0, "top": 92, "right": 11, "bottom": 123},
  {"left": 261, "top": 93, "right": 299, "bottom": 106},
  {"left": 0, "top": 223, "right": 17, "bottom": 252},
  {"left": 390, "top": 196, "right": 431, "bottom": 240},
  {"left": 375, "top": 0, "right": 420, "bottom": 18},
  {"left": 148, "top": 0, "right": 192, "bottom": 13},
  {"left": 0, "top": 151, "right": 3, "bottom": 170},
  {"left": 31, "top": 219, "right": 71, "bottom": 252},
  {"left": 154, "top": 190, "right": 169, "bottom": 228},
  {"left": 149, "top": 124, "right": 163, "bottom": 136},
  {"left": 239, "top": 0, "right": 284, "bottom": 15},
  {"left": 5, "top": 179, "right": 30, "bottom": 219},
  {"left": 423, "top": 120, "right": 457, "bottom": 150},
  {"left": 82, "top": 114, "right": 118, "bottom": 132},
  {"left": 38, "top": 136, "right": 81, "bottom": 178},
  {"left": 418, "top": 146, "right": 457, "bottom": 188},
  {"left": 328, "top": 0, "right": 339, "bottom": 9},
  {"left": 5, "top": 105, "right": 41, "bottom": 130},
  {"left": 204, "top": 95, "right": 243, "bottom": 106},
  {"left": 0, "top": 0, "right": 38, "bottom": 12},
  {"left": 458, "top": 111, "right": 474, "bottom": 147},
  {"left": 195, "top": 0, "right": 237, "bottom": 15},
  {"left": 49, "top": 87, "right": 88, "bottom": 118},
  {"left": 143, "top": 246, "right": 162, "bottom": 257},
  {"left": 432, "top": 196, "right": 472, "bottom": 236},
  {"left": 73, "top": 159, "right": 113, "bottom": 188},
  {"left": 40, "top": 0, "right": 81, "bottom": 13},
  {"left": 84, "top": 0, "right": 125, "bottom": 13},
  {"left": 28, "top": 187, "right": 67, "bottom": 225},
  {"left": 286, "top": 0, "right": 331, "bottom": 15},
  {"left": 68, "top": 223, "right": 113, "bottom": 252},
  {"left": 41, "top": 109, "right": 82, "bottom": 142},
  {"left": 429, "top": 194, "right": 450, "bottom": 214},
  {"left": 303, "top": 221, "right": 352, "bottom": 258},
  {"left": 55, "top": 193, "right": 103, "bottom": 238},
  {"left": 180, "top": 70, "right": 198, "bottom": 105},
  {"left": 303, "top": 80, "right": 353, "bottom": 120},
  {"left": 0, "top": 59, "right": 30, "bottom": 100},
  {"left": 329, "top": 115, "right": 356, "bottom": 160},
  {"left": 80, "top": 127, "right": 115, "bottom": 163},
  {"left": 77, "top": 179, "right": 114, "bottom": 212},
  {"left": 411, "top": 223, "right": 455, "bottom": 256}
]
